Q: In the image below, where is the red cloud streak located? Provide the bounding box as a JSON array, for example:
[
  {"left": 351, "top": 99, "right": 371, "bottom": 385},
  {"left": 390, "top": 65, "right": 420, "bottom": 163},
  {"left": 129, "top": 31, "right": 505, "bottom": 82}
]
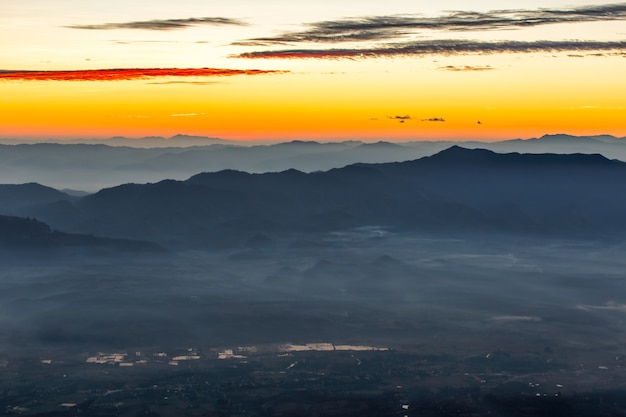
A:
[{"left": 0, "top": 67, "right": 286, "bottom": 81}]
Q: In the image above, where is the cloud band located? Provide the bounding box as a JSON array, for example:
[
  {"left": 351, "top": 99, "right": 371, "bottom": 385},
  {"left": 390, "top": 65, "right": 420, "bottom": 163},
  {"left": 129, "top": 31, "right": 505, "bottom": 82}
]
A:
[
  {"left": 238, "top": 4, "right": 626, "bottom": 45},
  {"left": 66, "top": 17, "right": 247, "bottom": 31},
  {"left": 0, "top": 68, "right": 286, "bottom": 81},
  {"left": 234, "top": 39, "right": 626, "bottom": 59}
]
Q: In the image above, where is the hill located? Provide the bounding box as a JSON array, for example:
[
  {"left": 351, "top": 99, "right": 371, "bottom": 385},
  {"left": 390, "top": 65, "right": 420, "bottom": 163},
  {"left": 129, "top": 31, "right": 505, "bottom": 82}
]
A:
[
  {"left": 0, "top": 183, "right": 76, "bottom": 214},
  {"left": 2, "top": 134, "right": 626, "bottom": 192},
  {"left": 0, "top": 214, "right": 165, "bottom": 257},
  {"left": 7, "top": 147, "right": 626, "bottom": 249}
]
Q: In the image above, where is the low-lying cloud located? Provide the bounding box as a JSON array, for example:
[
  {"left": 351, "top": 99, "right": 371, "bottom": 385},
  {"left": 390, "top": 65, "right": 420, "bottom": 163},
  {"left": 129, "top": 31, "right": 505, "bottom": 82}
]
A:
[
  {"left": 490, "top": 315, "right": 542, "bottom": 322},
  {"left": 578, "top": 302, "right": 626, "bottom": 312},
  {"left": 0, "top": 68, "right": 286, "bottom": 82},
  {"left": 66, "top": 17, "right": 247, "bottom": 31}
]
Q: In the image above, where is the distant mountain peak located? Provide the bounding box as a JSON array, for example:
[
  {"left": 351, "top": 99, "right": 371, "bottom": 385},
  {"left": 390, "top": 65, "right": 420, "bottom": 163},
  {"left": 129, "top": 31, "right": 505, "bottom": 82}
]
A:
[
  {"left": 539, "top": 133, "right": 578, "bottom": 140},
  {"left": 169, "top": 134, "right": 222, "bottom": 141},
  {"left": 422, "top": 146, "right": 618, "bottom": 169},
  {"left": 358, "top": 141, "right": 401, "bottom": 148},
  {"left": 187, "top": 169, "right": 252, "bottom": 184},
  {"left": 275, "top": 140, "right": 323, "bottom": 147},
  {"left": 427, "top": 145, "right": 498, "bottom": 162},
  {"left": 439, "top": 145, "right": 473, "bottom": 153},
  {"left": 534, "top": 133, "right": 619, "bottom": 144},
  {"left": 81, "top": 134, "right": 233, "bottom": 148}
]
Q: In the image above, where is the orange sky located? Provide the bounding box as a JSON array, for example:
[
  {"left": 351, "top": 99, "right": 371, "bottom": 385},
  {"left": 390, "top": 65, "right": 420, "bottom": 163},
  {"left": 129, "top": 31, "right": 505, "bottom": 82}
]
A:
[{"left": 1, "top": 1, "right": 625, "bottom": 141}]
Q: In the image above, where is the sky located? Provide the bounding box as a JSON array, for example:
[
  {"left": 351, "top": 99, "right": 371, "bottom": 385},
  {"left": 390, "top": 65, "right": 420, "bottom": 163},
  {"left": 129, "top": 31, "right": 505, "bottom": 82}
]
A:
[{"left": 1, "top": 1, "right": 625, "bottom": 142}]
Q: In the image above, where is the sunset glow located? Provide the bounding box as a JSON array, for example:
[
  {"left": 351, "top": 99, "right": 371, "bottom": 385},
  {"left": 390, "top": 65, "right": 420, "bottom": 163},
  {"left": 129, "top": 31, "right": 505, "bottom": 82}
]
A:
[{"left": 1, "top": 1, "right": 625, "bottom": 141}]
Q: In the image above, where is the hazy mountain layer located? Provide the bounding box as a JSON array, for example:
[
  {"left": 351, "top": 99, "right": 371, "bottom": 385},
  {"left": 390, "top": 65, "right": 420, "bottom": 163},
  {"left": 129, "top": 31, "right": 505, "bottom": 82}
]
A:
[
  {"left": 1, "top": 134, "right": 625, "bottom": 192},
  {"left": 0, "top": 214, "right": 164, "bottom": 256},
  {"left": 3, "top": 144, "right": 626, "bottom": 416},
  {"left": 6, "top": 146, "right": 626, "bottom": 249}
]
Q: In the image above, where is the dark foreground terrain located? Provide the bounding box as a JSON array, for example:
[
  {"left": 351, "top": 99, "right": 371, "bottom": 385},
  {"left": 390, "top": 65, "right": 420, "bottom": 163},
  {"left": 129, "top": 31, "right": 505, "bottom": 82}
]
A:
[
  {"left": 3, "top": 147, "right": 626, "bottom": 415},
  {"left": 4, "top": 342, "right": 626, "bottom": 417},
  {"left": 2, "top": 232, "right": 626, "bottom": 416}
]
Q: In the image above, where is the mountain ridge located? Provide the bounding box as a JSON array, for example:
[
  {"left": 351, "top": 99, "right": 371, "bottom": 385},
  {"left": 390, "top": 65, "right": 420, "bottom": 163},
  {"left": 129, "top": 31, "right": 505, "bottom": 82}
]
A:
[
  {"left": 3, "top": 134, "right": 626, "bottom": 192},
  {"left": 6, "top": 146, "right": 626, "bottom": 248},
  {"left": 0, "top": 214, "right": 165, "bottom": 256}
]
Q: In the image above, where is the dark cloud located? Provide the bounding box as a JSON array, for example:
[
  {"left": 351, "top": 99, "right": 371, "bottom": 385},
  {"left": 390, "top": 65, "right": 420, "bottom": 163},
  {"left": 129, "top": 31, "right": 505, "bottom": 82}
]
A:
[
  {"left": 0, "top": 68, "right": 286, "bottom": 82},
  {"left": 438, "top": 65, "right": 495, "bottom": 71},
  {"left": 388, "top": 115, "right": 413, "bottom": 123},
  {"left": 244, "top": 26, "right": 406, "bottom": 44},
  {"left": 235, "top": 3, "right": 626, "bottom": 45},
  {"left": 422, "top": 117, "right": 446, "bottom": 122},
  {"left": 66, "top": 17, "right": 247, "bottom": 31},
  {"left": 234, "top": 39, "right": 626, "bottom": 59}
]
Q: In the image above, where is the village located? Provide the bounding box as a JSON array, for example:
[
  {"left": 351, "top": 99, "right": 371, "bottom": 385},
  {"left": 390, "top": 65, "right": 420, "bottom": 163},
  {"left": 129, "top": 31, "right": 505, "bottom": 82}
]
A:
[{"left": 2, "top": 341, "right": 626, "bottom": 416}]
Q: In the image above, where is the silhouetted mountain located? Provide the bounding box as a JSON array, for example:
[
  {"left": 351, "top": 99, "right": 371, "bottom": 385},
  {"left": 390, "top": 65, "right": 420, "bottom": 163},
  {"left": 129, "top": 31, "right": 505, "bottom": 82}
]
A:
[
  {"left": 61, "top": 134, "right": 231, "bottom": 148},
  {"left": 472, "top": 134, "right": 626, "bottom": 159},
  {"left": 535, "top": 134, "right": 601, "bottom": 144},
  {"left": 418, "top": 145, "right": 613, "bottom": 168},
  {"left": 169, "top": 134, "right": 230, "bottom": 144},
  {"left": 535, "top": 133, "right": 624, "bottom": 144},
  {"left": 385, "top": 147, "right": 626, "bottom": 235},
  {"left": 357, "top": 141, "right": 402, "bottom": 149},
  {"left": 4, "top": 135, "right": 626, "bottom": 192},
  {"left": 0, "top": 215, "right": 51, "bottom": 241},
  {"left": 9, "top": 147, "right": 626, "bottom": 249},
  {"left": 0, "top": 183, "right": 76, "bottom": 215},
  {"left": 0, "top": 215, "right": 164, "bottom": 256}
]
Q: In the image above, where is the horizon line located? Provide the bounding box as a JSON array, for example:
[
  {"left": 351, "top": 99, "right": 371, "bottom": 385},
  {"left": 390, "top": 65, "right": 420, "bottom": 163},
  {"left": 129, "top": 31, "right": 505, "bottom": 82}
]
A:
[{"left": 0, "top": 132, "right": 623, "bottom": 146}]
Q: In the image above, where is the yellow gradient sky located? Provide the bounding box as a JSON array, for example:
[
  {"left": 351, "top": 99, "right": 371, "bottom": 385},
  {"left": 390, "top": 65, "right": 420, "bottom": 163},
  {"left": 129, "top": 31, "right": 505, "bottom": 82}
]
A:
[{"left": 1, "top": 1, "right": 625, "bottom": 141}]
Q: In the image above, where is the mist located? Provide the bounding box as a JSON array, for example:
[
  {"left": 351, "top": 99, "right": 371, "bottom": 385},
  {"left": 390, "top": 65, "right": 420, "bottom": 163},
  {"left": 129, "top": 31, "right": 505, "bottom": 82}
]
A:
[
  {"left": 3, "top": 145, "right": 626, "bottom": 415},
  {"left": 3, "top": 232, "right": 624, "bottom": 353},
  {"left": 2, "top": 134, "right": 626, "bottom": 192}
]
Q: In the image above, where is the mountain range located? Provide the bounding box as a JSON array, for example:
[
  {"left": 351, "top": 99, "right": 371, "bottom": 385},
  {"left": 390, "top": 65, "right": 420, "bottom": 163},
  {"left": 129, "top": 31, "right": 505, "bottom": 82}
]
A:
[
  {"left": 1, "top": 134, "right": 625, "bottom": 192},
  {"left": 0, "top": 214, "right": 163, "bottom": 257},
  {"left": 4, "top": 146, "right": 626, "bottom": 250},
  {"left": 0, "top": 134, "right": 231, "bottom": 148}
]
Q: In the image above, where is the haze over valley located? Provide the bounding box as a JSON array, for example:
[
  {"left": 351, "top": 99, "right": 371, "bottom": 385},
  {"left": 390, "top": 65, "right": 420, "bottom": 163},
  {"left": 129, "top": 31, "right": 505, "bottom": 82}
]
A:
[
  {"left": 3, "top": 140, "right": 626, "bottom": 415},
  {"left": 3, "top": 0, "right": 626, "bottom": 412}
]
